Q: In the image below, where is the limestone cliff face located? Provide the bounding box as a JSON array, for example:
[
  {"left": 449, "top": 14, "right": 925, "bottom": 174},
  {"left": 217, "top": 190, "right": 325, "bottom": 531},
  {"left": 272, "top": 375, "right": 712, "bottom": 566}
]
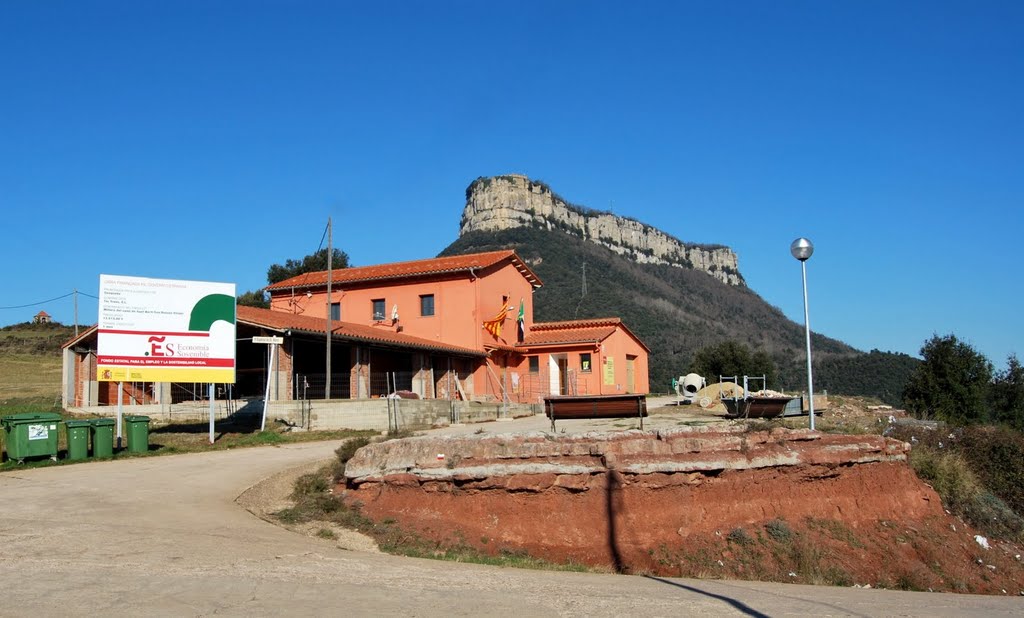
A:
[{"left": 460, "top": 174, "right": 743, "bottom": 285}]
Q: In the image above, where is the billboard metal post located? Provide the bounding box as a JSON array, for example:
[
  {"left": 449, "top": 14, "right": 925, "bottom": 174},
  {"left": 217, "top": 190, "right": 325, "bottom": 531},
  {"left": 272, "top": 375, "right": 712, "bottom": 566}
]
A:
[
  {"left": 209, "top": 383, "right": 215, "bottom": 444},
  {"left": 117, "top": 381, "right": 123, "bottom": 448}
]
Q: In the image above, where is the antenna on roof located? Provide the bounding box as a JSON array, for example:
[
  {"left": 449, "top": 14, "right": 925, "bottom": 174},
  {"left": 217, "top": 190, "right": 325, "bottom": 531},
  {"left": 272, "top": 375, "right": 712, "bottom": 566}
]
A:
[{"left": 574, "top": 261, "right": 587, "bottom": 319}]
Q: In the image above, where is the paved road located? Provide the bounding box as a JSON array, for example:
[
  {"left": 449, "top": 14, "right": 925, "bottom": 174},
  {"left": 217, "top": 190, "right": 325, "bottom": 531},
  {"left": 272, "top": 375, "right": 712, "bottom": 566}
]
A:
[{"left": 1, "top": 439, "right": 1021, "bottom": 617}]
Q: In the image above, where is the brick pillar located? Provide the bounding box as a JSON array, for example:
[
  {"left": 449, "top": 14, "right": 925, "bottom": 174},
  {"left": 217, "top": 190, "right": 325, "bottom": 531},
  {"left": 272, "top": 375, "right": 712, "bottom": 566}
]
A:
[{"left": 277, "top": 341, "right": 295, "bottom": 400}]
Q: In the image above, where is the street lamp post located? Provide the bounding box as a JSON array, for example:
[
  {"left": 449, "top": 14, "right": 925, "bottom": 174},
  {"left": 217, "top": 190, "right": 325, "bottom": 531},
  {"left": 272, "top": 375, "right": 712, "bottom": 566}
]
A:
[{"left": 790, "top": 238, "right": 816, "bottom": 431}]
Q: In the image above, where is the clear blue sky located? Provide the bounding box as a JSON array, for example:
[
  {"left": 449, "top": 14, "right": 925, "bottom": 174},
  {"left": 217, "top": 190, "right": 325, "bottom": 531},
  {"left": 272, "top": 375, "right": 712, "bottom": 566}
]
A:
[{"left": 2, "top": 1, "right": 1021, "bottom": 368}]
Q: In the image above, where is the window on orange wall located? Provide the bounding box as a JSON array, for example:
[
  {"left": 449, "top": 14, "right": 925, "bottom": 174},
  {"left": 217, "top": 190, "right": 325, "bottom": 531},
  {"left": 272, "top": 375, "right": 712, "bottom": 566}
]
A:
[
  {"left": 528, "top": 356, "right": 539, "bottom": 373},
  {"left": 580, "top": 353, "right": 592, "bottom": 372},
  {"left": 330, "top": 302, "right": 340, "bottom": 321},
  {"left": 420, "top": 294, "right": 435, "bottom": 317},
  {"left": 372, "top": 299, "right": 385, "bottom": 320}
]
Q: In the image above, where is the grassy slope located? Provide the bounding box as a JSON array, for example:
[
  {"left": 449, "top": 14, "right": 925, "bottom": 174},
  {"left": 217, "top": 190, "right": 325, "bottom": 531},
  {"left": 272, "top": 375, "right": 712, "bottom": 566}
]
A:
[
  {"left": 0, "top": 354, "right": 62, "bottom": 402},
  {"left": 0, "top": 322, "right": 75, "bottom": 404}
]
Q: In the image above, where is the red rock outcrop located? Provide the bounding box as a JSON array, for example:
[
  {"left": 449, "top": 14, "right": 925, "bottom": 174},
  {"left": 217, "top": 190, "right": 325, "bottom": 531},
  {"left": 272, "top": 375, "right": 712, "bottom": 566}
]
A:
[{"left": 346, "top": 430, "right": 913, "bottom": 558}]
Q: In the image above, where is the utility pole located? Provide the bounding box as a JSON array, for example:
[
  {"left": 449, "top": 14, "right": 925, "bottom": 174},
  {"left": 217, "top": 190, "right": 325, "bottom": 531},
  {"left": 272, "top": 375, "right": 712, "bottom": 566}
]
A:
[
  {"left": 73, "top": 288, "right": 79, "bottom": 337},
  {"left": 325, "top": 217, "right": 333, "bottom": 400}
]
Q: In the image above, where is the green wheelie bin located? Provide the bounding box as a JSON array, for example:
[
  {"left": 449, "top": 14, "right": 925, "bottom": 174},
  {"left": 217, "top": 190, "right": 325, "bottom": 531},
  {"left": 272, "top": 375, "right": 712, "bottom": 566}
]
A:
[
  {"left": 64, "top": 420, "right": 92, "bottom": 461},
  {"left": 89, "top": 418, "right": 116, "bottom": 458},
  {"left": 1, "top": 412, "right": 62, "bottom": 463},
  {"left": 124, "top": 415, "right": 151, "bottom": 454}
]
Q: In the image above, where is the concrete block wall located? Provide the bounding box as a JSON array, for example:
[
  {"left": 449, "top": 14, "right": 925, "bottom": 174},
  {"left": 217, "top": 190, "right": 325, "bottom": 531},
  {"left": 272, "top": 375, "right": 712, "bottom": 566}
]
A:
[
  {"left": 68, "top": 399, "right": 540, "bottom": 433},
  {"left": 281, "top": 399, "right": 540, "bottom": 432},
  {"left": 68, "top": 401, "right": 243, "bottom": 423}
]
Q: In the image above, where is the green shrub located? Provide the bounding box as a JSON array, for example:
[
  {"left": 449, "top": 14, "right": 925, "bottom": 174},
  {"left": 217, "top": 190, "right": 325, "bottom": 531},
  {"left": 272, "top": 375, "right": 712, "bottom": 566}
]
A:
[
  {"left": 909, "top": 444, "right": 1024, "bottom": 542},
  {"left": 789, "top": 535, "right": 825, "bottom": 582},
  {"left": 727, "top": 527, "right": 752, "bottom": 546},
  {"left": 909, "top": 449, "right": 981, "bottom": 512},
  {"left": 958, "top": 425, "right": 1024, "bottom": 515},
  {"left": 292, "top": 472, "right": 329, "bottom": 499},
  {"left": 332, "top": 437, "right": 372, "bottom": 482},
  {"left": 765, "top": 519, "right": 791, "bottom": 541}
]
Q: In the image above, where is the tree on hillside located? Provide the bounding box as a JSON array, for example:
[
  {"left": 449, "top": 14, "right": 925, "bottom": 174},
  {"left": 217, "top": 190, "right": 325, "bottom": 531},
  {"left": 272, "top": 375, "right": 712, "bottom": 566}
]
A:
[
  {"left": 903, "top": 334, "right": 993, "bottom": 424},
  {"left": 990, "top": 354, "right": 1024, "bottom": 431},
  {"left": 236, "top": 248, "right": 351, "bottom": 309},
  {"left": 267, "top": 248, "right": 350, "bottom": 285},
  {"left": 687, "top": 340, "right": 777, "bottom": 388},
  {"left": 237, "top": 290, "right": 269, "bottom": 309},
  {"left": 811, "top": 349, "right": 920, "bottom": 406}
]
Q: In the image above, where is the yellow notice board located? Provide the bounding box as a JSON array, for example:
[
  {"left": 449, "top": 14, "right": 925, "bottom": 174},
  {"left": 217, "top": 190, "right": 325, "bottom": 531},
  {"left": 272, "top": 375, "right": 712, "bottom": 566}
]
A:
[
  {"left": 603, "top": 356, "right": 615, "bottom": 385},
  {"left": 97, "top": 274, "right": 236, "bottom": 383}
]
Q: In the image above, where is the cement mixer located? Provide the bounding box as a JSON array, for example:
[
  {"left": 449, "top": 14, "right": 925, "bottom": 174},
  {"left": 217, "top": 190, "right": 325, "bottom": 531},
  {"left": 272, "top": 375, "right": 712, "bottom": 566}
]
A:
[{"left": 673, "top": 373, "right": 707, "bottom": 405}]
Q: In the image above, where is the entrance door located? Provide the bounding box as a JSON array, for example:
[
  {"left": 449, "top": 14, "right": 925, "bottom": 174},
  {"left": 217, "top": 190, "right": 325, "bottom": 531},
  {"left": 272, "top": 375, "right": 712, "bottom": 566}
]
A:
[
  {"left": 548, "top": 354, "right": 568, "bottom": 395},
  {"left": 626, "top": 355, "right": 636, "bottom": 393}
]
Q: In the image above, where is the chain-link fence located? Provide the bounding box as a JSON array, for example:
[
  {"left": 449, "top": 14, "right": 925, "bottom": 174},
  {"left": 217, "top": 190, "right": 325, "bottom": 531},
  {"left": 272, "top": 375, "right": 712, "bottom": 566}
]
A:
[
  {"left": 82, "top": 367, "right": 600, "bottom": 411},
  {"left": 293, "top": 374, "right": 352, "bottom": 400},
  {"left": 507, "top": 368, "right": 594, "bottom": 403},
  {"left": 294, "top": 371, "right": 414, "bottom": 400}
]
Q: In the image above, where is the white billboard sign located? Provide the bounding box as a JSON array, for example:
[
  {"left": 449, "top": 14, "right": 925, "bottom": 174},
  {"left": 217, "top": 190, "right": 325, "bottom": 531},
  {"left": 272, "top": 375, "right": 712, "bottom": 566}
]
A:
[{"left": 97, "top": 274, "right": 236, "bottom": 383}]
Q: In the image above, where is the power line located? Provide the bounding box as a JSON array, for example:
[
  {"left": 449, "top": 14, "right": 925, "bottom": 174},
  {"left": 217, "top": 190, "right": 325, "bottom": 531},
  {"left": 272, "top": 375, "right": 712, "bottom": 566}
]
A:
[
  {"left": 0, "top": 290, "right": 99, "bottom": 310},
  {"left": 0, "top": 292, "right": 75, "bottom": 310},
  {"left": 316, "top": 219, "right": 330, "bottom": 254}
]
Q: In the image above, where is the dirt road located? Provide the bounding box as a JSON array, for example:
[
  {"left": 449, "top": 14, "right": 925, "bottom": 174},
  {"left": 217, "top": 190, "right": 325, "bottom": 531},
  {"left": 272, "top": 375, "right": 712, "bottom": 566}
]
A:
[{"left": 1, "top": 440, "right": 1020, "bottom": 616}]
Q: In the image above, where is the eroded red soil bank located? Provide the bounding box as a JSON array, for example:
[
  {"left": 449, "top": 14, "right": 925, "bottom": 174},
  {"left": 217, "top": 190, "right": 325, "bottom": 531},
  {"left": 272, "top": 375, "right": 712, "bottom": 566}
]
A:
[{"left": 340, "top": 428, "right": 1024, "bottom": 593}]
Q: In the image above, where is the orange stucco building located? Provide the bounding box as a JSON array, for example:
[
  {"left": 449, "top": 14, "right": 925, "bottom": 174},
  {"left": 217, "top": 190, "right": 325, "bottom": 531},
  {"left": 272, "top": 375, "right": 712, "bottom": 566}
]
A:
[
  {"left": 264, "top": 250, "right": 649, "bottom": 402},
  {"left": 62, "top": 250, "right": 648, "bottom": 407}
]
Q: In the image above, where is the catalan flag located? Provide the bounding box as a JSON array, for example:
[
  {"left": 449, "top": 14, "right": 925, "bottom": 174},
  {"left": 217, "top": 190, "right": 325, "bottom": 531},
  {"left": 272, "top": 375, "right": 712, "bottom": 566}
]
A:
[{"left": 482, "top": 295, "right": 511, "bottom": 339}]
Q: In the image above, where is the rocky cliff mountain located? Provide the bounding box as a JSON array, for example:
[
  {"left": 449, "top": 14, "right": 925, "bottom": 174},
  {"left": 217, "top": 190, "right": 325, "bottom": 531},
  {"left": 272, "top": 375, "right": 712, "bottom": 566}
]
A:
[
  {"left": 461, "top": 174, "right": 742, "bottom": 286},
  {"left": 446, "top": 176, "right": 918, "bottom": 401}
]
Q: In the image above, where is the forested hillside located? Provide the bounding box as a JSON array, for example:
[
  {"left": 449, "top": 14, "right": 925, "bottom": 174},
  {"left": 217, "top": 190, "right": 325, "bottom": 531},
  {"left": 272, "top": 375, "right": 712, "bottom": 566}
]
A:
[{"left": 442, "top": 227, "right": 917, "bottom": 402}]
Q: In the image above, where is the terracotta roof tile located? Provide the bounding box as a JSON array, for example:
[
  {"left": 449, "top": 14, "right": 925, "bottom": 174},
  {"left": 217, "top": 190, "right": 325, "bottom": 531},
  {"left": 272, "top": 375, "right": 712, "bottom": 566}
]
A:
[
  {"left": 237, "top": 306, "right": 485, "bottom": 357},
  {"left": 62, "top": 324, "right": 99, "bottom": 349},
  {"left": 64, "top": 308, "right": 488, "bottom": 358},
  {"left": 483, "top": 342, "right": 519, "bottom": 353},
  {"left": 530, "top": 318, "right": 622, "bottom": 331},
  {"left": 265, "top": 250, "right": 542, "bottom": 291},
  {"left": 520, "top": 317, "right": 650, "bottom": 352},
  {"left": 520, "top": 324, "right": 618, "bottom": 347}
]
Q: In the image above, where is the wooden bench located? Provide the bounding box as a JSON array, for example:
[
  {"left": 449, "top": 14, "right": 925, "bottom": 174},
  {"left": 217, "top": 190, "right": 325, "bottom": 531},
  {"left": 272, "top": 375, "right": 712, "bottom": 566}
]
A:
[{"left": 543, "top": 394, "right": 648, "bottom": 432}]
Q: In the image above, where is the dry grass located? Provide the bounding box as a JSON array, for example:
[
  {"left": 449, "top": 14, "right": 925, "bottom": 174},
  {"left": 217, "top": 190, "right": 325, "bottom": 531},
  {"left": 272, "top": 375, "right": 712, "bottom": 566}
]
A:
[
  {"left": 0, "top": 354, "right": 62, "bottom": 402},
  {"left": 148, "top": 423, "right": 377, "bottom": 454},
  {"left": 1, "top": 407, "right": 376, "bottom": 470}
]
